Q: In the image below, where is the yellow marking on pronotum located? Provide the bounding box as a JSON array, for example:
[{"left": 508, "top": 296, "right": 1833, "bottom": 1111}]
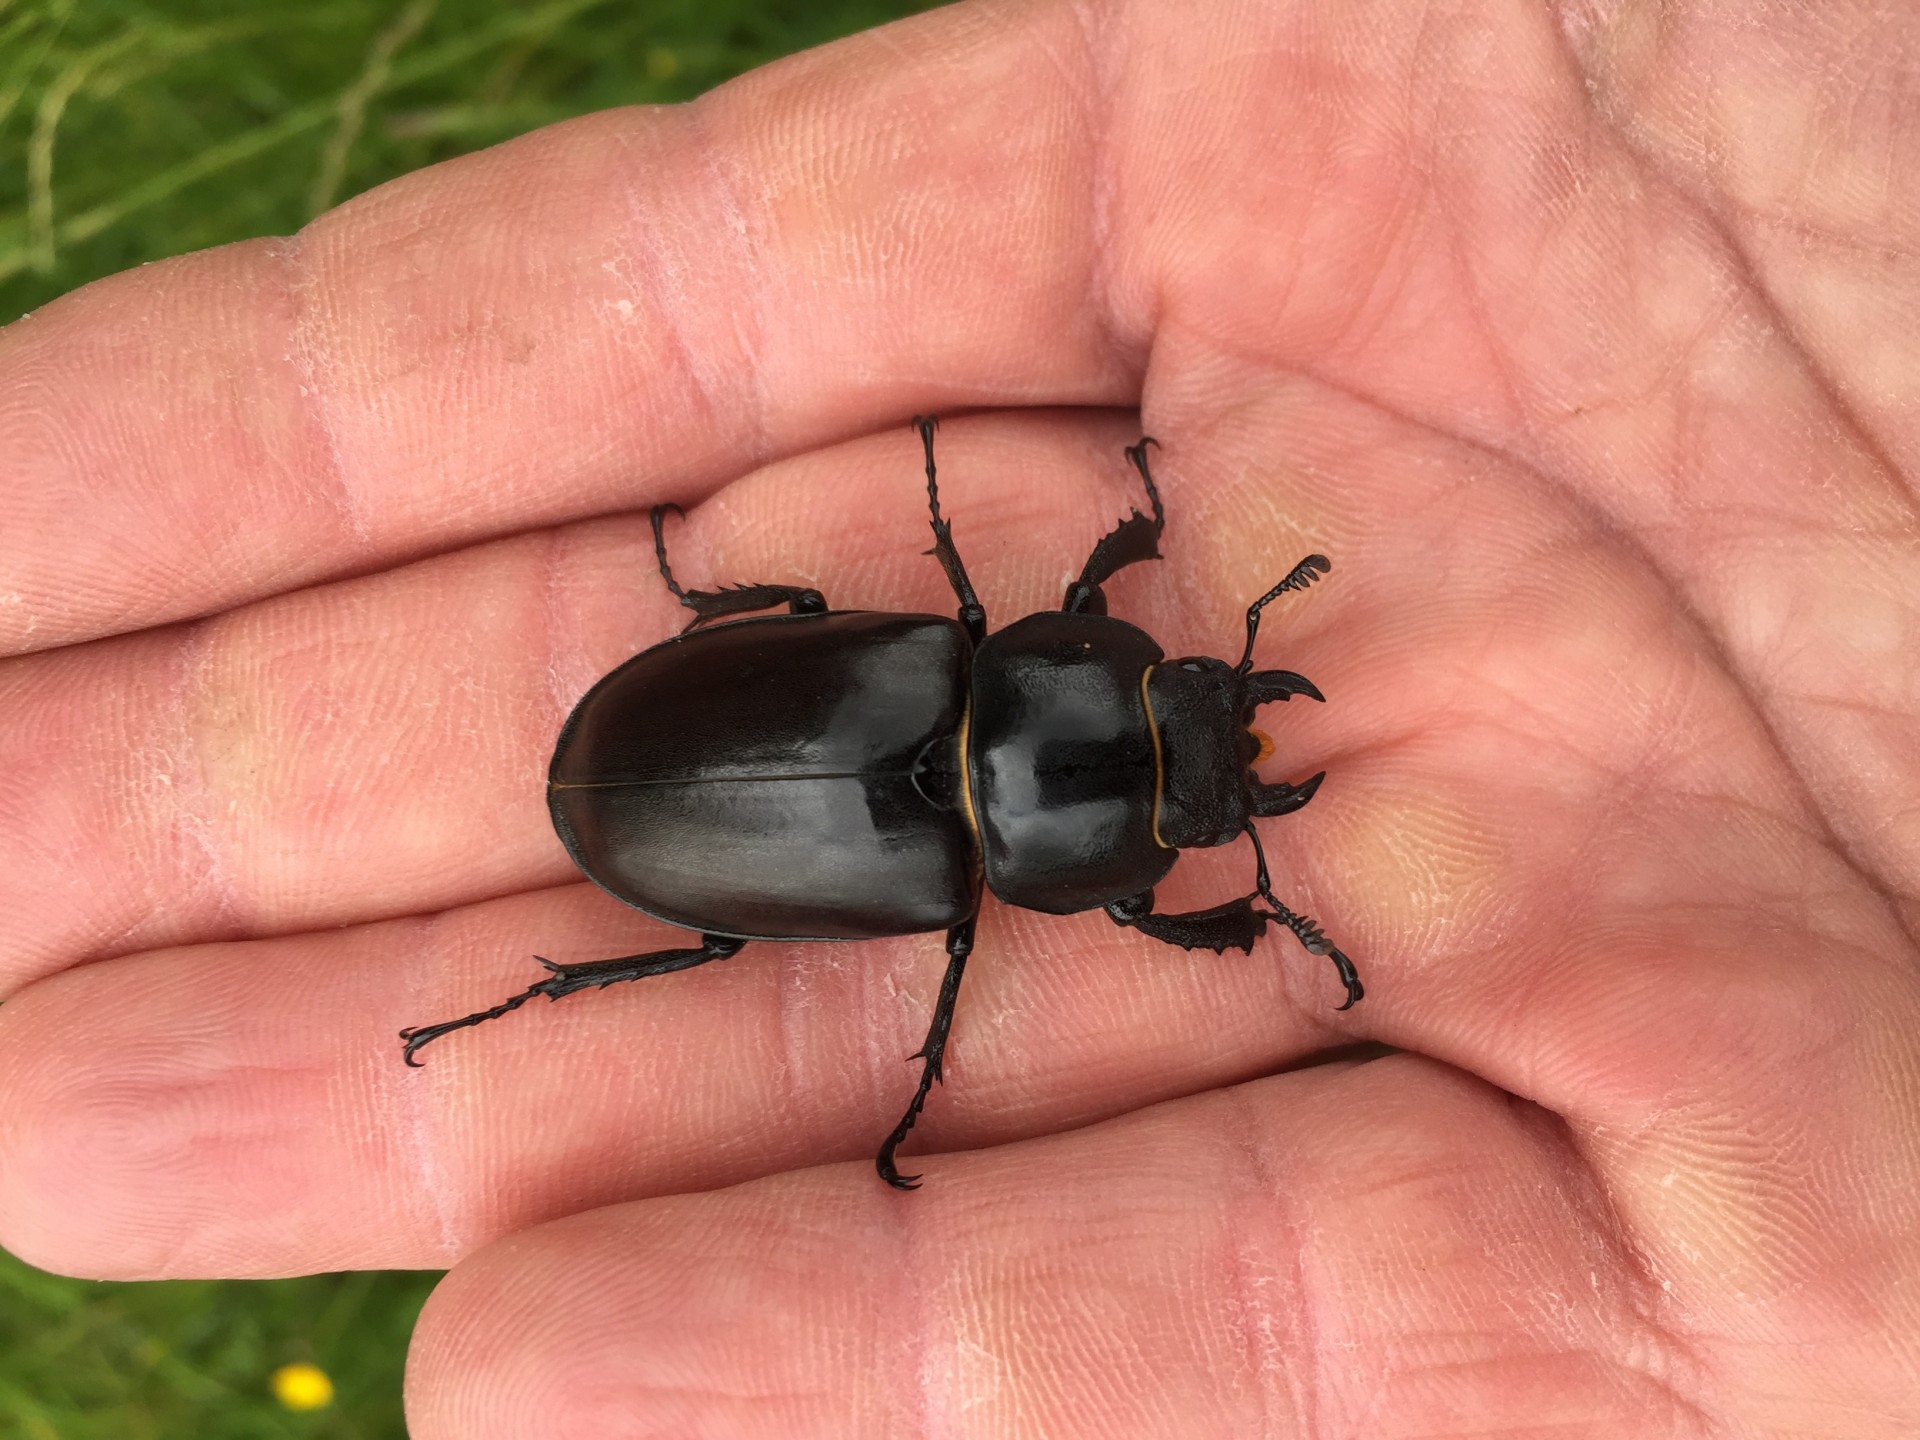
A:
[
  {"left": 955, "top": 695, "right": 982, "bottom": 858},
  {"left": 1140, "top": 665, "right": 1172, "bottom": 848}
]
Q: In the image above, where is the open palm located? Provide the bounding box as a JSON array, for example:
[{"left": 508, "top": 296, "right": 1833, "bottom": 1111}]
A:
[{"left": 3, "top": 1, "right": 1917, "bottom": 1434}]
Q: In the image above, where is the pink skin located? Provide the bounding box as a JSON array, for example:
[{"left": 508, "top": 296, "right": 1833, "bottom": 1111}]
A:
[{"left": 3, "top": 0, "right": 1919, "bottom": 1433}]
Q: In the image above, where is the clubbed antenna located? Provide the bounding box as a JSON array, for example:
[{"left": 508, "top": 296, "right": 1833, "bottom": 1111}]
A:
[{"left": 1236, "top": 554, "right": 1331, "bottom": 673}]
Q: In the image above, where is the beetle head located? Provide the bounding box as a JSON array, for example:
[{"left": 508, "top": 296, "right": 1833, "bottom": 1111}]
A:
[{"left": 1147, "top": 656, "right": 1325, "bottom": 849}]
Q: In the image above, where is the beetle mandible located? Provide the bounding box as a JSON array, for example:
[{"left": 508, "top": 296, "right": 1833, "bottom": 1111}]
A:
[{"left": 400, "top": 417, "right": 1361, "bottom": 1189}]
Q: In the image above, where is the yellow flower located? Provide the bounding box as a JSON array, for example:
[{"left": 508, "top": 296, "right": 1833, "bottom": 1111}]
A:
[{"left": 271, "top": 1362, "right": 335, "bottom": 1411}]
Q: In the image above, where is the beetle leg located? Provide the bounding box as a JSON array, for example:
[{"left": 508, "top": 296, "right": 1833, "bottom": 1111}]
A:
[
  {"left": 876, "top": 917, "right": 976, "bottom": 1190},
  {"left": 1105, "top": 888, "right": 1268, "bottom": 953},
  {"left": 649, "top": 502, "right": 692, "bottom": 598},
  {"left": 399, "top": 934, "right": 747, "bottom": 1065},
  {"left": 648, "top": 505, "right": 828, "bottom": 630},
  {"left": 914, "top": 416, "right": 988, "bottom": 643},
  {"left": 1243, "top": 823, "right": 1363, "bottom": 1009},
  {"left": 1063, "top": 437, "right": 1167, "bottom": 615},
  {"left": 673, "top": 583, "right": 828, "bottom": 630},
  {"left": 1258, "top": 902, "right": 1364, "bottom": 1010}
]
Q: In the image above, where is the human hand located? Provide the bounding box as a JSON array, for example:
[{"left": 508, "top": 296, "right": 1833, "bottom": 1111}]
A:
[{"left": 3, "top": 1, "right": 1917, "bottom": 1434}]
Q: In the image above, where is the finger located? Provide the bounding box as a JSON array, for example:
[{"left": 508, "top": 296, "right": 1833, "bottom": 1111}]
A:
[
  {"left": 0, "top": 879, "right": 1358, "bottom": 1280},
  {"left": 0, "top": 1, "right": 1138, "bottom": 656},
  {"left": 0, "top": 412, "right": 1185, "bottom": 989},
  {"left": 404, "top": 1058, "right": 1728, "bottom": 1440}
]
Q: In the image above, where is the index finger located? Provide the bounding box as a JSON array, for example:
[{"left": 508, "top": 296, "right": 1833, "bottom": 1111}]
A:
[{"left": 0, "top": 2, "right": 1133, "bottom": 657}]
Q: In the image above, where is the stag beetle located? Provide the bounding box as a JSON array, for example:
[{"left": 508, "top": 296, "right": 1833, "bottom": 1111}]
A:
[{"left": 401, "top": 417, "right": 1360, "bottom": 1188}]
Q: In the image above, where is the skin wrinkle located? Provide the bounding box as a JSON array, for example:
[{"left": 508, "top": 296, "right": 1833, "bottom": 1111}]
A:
[
  {"left": 1329, "top": 152, "right": 1442, "bottom": 376},
  {"left": 1678, "top": 197, "right": 1917, "bottom": 513},
  {"left": 1744, "top": 206, "right": 1920, "bottom": 267},
  {"left": 1544, "top": 289, "right": 1734, "bottom": 434},
  {"left": 1440, "top": 193, "right": 1528, "bottom": 439},
  {"left": 1545, "top": 6, "right": 1920, "bottom": 502},
  {"left": 1530, "top": 1103, "right": 1718, "bottom": 1427},
  {"left": 602, "top": 122, "right": 734, "bottom": 455},
  {"left": 171, "top": 620, "right": 244, "bottom": 942},
  {"left": 1524, "top": 1164, "right": 1723, "bottom": 1437},
  {"left": 275, "top": 230, "right": 368, "bottom": 545},
  {"left": 1639, "top": 803, "right": 1886, "bottom": 942},
  {"left": 536, "top": 522, "right": 572, "bottom": 762},
  {"left": 771, "top": 943, "right": 810, "bottom": 1146},
  {"left": 1052, "top": 1, "right": 1126, "bottom": 376},
  {"left": 1223, "top": 1085, "right": 1307, "bottom": 1440},
  {"left": 686, "top": 94, "right": 775, "bottom": 465},
  {"left": 389, "top": 904, "right": 468, "bottom": 1263},
  {"left": 1518, "top": 190, "right": 1920, "bottom": 940},
  {"left": 1451, "top": 91, "right": 1741, "bottom": 475},
  {"left": 881, "top": 1174, "right": 940, "bottom": 1440}
]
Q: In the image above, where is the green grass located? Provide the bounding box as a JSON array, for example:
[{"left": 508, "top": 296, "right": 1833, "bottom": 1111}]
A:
[
  {"left": 0, "top": 0, "right": 938, "bottom": 323},
  {"left": 0, "top": 0, "right": 933, "bottom": 1433},
  {"left": 0, "top": 1250, "right": 437, "bottom": 1438}
]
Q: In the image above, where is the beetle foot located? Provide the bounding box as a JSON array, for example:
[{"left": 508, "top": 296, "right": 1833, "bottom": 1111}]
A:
[
  {"left": 876, "top": 1092, "right": 934, "bottom": 1192},
  {"left": 1258, "top": 906, "right": 1364, "bottom": 1010},
  {"left": 399, "top": 979, "right": 546, "bottom": 1065},
  {"left": 876, "top": 1153, "right": 922, "bottom": 1191},
  {"left": 1322, "top": 944, "right": 1364, "bottom": 1010}
]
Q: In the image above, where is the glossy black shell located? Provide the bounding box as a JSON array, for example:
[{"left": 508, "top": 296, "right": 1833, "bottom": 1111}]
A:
[
  {"left": 548, "top": 612, "right": 979, "bottom": 941},
  {"left": 969, "top": 612, "right": 1176, "bottom": 912}
]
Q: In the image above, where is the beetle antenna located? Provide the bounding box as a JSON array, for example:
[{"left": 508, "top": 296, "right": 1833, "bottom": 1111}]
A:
[
  {"left": 1235, "top": 554, "right": 1331, "bottom": 674},
  {"left": 650, "top": 503, "right": 691, "bottom": 603},
  {"left": 1243, "top": 822, "right": 1363, "bottom": 1009}
]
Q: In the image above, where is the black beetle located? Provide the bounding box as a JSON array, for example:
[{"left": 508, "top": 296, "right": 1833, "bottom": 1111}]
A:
[{"left": 400, "top": 417, "right": 1360, "bottom": 1188}]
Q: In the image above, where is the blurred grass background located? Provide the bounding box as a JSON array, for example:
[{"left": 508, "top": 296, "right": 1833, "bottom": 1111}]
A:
[
  {"left": 0, "top": 0, "right": 937, "bottom": 324},
  {"left": 0, "top": 0, "right": 933, "bottom": 1434}
]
